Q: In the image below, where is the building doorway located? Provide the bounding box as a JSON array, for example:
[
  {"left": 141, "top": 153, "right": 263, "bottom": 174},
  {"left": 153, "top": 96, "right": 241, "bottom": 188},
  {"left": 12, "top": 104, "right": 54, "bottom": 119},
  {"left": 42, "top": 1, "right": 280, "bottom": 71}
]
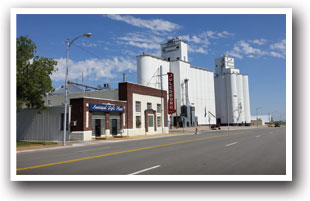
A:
[
  {"left": 111, "top": 119, "right": 117, "bottom": 135},
  {"left": 95, "top": 119, "right": 101, "bottom": 137},
  {"left": 91, "top": 112, "right": 106, "bottom": 137}
]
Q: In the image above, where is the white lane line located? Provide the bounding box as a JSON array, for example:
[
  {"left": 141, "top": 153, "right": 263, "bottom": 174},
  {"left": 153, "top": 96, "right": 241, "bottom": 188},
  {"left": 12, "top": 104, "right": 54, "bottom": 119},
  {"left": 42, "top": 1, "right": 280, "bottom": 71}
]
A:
[
  {"left": 256, "top": 135, "right": 261, "bottom": 138},
  {"left": 128, "top": 165, "right": 161, "bottom": 175},
  {"left": 77, "top": 147, "right": 111, "bottom": 153},
  {"left": 225, "top": 142, "right": 238, "bottom": 147}
]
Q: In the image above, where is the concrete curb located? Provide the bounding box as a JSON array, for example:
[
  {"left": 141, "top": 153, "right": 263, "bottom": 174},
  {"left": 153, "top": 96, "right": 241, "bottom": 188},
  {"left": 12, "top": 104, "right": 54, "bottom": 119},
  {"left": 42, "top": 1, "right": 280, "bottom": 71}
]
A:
[{"left": 16, "top": 132, "right": 191, "bottom": 153}]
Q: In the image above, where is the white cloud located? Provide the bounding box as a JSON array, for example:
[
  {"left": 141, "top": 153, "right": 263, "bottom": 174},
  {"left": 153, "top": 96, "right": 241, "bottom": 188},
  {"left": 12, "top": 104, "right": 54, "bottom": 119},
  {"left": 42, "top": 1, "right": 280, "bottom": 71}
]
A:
[
  {"left": 249, "top": 39, "right": 267, "bottom": 45},
  {"left": 51, "top": 57, "right": 136, "bottom": 82},
  {"left": 127, "top": 41, "right": 159, "bottom": 49},
  {"left": 105, "top": 14, "right": 181, "bottom": 32},
  {"left": 226, "top": 51, "right": 243, "bottom": 59},
  {"left": 188, "top": 46, "right": 208, "bottom": 54},
  {"left": 228, "top": 39, "right": 286, "bottom": 59},
  {"left": 201, "top": 30, "right": 234, "bottom": 39},
  {"left": 239, "top": 40, "right": 267, "bottom": 55},
  {"left": 118, "top": 32, "right": 164, "bottom": 50},
  {"left": 204, "top": 31, "right": 217, "bottom": 39},
  {"left": 270, "top": 39, "right": 286, "bottom": 52},
  {"left": 178, "top": 34, "right": 209, "bottom": 46},
  {"left": 268, "top": 39, "right": 286, "bottom": 58},
  {"left": 227, "top": 40, "right": 268, "bottom": 59},
  {"left": 269, "top": 51, "right": 285, "bottom": 59},
  {"left": 178, "top": 30, "right": 233, "bottom": 55}
]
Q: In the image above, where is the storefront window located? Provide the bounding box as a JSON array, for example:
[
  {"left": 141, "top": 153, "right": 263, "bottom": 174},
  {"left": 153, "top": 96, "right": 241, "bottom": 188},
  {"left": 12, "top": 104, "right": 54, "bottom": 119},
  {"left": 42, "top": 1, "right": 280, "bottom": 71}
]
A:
[
  {"left": 136, "top": 116, "right": 141, "bottom": 128},
  {"left": 148, "top": 115, "right": 154, "bottom": 127}
]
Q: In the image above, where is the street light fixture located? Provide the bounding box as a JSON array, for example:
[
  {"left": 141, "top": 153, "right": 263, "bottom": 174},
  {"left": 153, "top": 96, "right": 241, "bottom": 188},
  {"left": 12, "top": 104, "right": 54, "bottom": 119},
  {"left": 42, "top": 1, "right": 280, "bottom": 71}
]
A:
[{"left": 63, "top": 33, "right": 92, "bottom": 146}]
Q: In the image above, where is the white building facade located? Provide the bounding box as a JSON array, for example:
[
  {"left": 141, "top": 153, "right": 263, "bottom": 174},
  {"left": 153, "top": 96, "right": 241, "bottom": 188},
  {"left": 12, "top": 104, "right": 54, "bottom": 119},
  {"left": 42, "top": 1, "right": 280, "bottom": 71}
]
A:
[
  {"left": 137, "top": 38, "right": 216, "bottom": 126},
  {"left": 214, "top": 54, "right": 251, "bottom": 126}
]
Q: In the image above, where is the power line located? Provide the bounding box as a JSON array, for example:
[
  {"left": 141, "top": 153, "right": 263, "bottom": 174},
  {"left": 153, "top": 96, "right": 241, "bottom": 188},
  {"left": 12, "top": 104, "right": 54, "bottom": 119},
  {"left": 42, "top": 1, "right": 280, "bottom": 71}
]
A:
[{"left": 72, "top": 43, "right": 103, "bottom": 59}]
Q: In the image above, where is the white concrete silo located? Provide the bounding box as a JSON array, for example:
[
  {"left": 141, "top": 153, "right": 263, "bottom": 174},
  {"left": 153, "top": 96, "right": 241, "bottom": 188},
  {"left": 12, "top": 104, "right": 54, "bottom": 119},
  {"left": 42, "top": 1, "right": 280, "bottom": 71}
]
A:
[
  {"left": 227, "top": 73, "right": 238, "bottom": 125},
  {"left": 237, "top": 74, "right": 245, "bottom": 123},
  {"left": 214, "top": 54, "right": 251, "bottom": 126},
  {"left": 242, "top": 75, "right": 251, "bottom": 125},
  {"left": 137, "top": 54, "right": 169, "bottom": 91}
]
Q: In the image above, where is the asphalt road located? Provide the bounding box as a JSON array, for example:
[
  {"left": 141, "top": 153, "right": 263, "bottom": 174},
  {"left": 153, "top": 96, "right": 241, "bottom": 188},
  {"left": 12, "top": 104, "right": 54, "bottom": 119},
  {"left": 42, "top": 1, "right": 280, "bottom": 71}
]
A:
[{"left": 16, "top": 126, "right": 286, "bottom": 175}]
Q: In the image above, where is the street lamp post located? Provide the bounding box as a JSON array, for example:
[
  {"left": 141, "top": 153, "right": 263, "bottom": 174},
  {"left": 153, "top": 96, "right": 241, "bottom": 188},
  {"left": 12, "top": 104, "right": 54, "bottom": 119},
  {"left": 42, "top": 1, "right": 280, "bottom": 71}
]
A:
[{"left": 63, "top": 33, "right": 92, "bottom": 146}]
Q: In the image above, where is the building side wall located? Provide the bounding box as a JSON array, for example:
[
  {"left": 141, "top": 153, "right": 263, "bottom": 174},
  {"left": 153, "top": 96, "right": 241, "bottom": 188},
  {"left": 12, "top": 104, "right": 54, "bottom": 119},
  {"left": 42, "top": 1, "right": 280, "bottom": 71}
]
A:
[
  {"left": 17, "top": 107, "right": 66, "bottom": 141},
  {"left": 188, "top": 67, "right": 216, "bottom": 125}
]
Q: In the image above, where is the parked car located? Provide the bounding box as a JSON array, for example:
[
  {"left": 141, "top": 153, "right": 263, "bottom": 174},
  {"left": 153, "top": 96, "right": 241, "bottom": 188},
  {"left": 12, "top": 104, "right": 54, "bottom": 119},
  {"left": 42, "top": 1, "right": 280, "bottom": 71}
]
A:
[
  {"left": 275, "top": 123, "right": 281, "bottom": 127},
  {"left": 211, "top": 124, "right": 221, "bottom": 130},
  {"left": 268, "top": 123, "right": 275, "bottom": 127}
]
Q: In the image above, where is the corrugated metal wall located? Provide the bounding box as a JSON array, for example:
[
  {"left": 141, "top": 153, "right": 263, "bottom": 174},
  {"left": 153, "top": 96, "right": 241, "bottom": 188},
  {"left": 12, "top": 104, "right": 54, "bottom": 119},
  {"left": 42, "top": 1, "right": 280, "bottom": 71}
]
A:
[{"left": 17, "top": 106, "right": 68, "bottom": 141}]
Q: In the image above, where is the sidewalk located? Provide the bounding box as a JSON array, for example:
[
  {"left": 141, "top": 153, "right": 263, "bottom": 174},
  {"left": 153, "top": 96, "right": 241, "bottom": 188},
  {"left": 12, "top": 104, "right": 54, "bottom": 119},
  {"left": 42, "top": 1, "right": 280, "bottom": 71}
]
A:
[{"left": 16, "top": 132, "right": 187, "bottom": 152}]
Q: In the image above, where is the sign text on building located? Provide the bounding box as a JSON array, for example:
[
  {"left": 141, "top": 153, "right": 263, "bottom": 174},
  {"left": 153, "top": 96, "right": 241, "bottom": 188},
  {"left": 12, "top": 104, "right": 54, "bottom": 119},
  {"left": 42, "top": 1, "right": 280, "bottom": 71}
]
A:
[
  {"left": 167, "top": 72, "right": 176, "bottom": 114},
  {"left": 89, "top": 103, "right": 124, "bottom": 112}
]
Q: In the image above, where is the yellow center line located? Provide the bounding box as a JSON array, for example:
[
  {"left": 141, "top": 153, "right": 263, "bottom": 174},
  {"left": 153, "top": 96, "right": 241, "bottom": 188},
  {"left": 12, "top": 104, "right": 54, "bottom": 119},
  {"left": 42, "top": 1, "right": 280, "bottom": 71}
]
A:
[{"left": 17, "top": 131, "right": 247, "bottom": 172}]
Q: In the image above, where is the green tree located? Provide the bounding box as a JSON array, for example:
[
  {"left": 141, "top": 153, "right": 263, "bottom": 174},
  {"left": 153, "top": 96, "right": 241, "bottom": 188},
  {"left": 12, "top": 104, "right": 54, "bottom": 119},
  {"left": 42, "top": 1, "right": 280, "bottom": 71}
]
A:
[{"left": 17, "top": 36, "right": 58, "bottom": 111}]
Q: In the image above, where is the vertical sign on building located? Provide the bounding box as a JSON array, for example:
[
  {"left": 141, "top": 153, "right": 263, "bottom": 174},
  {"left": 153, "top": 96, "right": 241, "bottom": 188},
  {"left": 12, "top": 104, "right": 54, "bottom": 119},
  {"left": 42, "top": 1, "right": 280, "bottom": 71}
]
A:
[{"left": 168, "top": 72, "right": 176, "bottom": 114}]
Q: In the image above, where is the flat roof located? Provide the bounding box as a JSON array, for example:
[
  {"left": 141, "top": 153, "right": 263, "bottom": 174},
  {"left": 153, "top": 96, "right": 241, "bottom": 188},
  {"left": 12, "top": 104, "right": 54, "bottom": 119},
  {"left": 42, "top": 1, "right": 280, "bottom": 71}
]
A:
[
  {"left": 190, "top": 65, "right": 213, "bottom": 73},
  {"left": 70, "top": 96, "right": 127, "bottom": 103},
  {"left": 160, "top": 38, "right": 188, "bottom": 46},
  {"left": 119, "top": 81, "right": 167, "bottom": 93}
]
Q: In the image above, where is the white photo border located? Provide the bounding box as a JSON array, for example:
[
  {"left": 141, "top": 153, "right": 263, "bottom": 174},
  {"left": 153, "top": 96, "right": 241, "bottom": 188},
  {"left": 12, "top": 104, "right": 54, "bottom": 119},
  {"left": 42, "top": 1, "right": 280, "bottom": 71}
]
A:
[{"left": 11, "top": 8, "right": 292, "bottom": 181}]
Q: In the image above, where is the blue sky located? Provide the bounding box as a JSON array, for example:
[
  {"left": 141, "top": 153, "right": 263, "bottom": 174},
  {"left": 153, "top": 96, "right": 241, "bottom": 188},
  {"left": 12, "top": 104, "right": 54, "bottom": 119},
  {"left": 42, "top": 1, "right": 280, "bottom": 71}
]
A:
[{"left": 16, "top": 14, "right": 286, "bottom": 120}]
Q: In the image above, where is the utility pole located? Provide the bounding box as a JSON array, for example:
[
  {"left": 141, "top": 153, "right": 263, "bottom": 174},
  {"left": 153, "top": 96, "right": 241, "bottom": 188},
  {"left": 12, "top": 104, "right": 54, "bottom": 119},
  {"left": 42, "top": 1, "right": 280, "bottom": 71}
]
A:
[
  {"left": 256, "top": 107, "right": 262, "bottom": 128},
  {"left": 160, "top": 65, "right": 163, "bottom": 134}
]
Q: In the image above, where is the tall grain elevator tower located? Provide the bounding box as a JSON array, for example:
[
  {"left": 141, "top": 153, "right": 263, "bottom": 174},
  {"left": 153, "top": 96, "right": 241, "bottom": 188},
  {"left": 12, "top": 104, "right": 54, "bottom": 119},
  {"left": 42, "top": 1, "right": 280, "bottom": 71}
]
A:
[
  {"left": 214, "top": 54, "right": 251, "bottom": 126},
  {"left": 137, "top": 38, "right": 216, "bottom": 127}
]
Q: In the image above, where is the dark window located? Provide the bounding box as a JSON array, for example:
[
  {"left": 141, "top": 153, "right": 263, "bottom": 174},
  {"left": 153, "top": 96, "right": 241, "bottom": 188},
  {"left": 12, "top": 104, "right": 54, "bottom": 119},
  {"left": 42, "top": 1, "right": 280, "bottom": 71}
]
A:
[
  {"left": 136, "top": 101, "right": 141, "bottom": 112},
  {"left": 157, "top": 104, "right": 161, "bottom": 113},
  {"left": 136, "top": 116, "right": 141, "bottom": 128},
  {"left": 168, "top": 57, "right": 170, "bottom": 61}
]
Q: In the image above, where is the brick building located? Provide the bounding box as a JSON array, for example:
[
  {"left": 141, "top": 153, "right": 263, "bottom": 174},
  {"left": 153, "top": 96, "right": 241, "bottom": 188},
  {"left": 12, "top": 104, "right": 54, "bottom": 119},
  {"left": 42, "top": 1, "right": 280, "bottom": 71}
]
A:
[{"left": 17, "top": 82, "right": 168, "bottom": 142}]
